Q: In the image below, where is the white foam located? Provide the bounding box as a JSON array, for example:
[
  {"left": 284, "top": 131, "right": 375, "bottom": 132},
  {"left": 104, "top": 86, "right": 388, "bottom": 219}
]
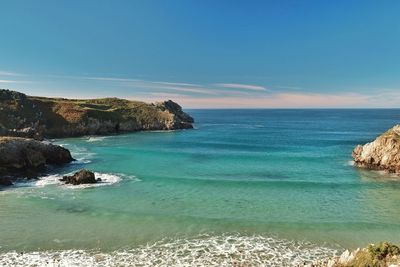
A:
[
  {"left": 86, "top": 136, "right": 108, "bottom": 142},
  {"left": 347, "top": 160, "right": 355, "bottom": 166},
  {"left": 0, "top": 234, "right": 340, "bottom": 266},
  {"left": 71, "top": 159, "right": 92, "bottom": 164},
  {"left": 35, "top": 174, "right": 61, "bottom": 187},
  {"left": 31, "top": 172, "right": 135, "bottom": 189},
  {"left": 65, "top": 173, "right": 122, "bottom": 189}
]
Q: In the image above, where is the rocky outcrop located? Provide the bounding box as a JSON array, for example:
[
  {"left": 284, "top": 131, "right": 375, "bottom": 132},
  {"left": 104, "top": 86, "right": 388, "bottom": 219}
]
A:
[
  {"left": 0, "top": 89, "right": 194, "bottom": 138},
  {"left": 352, "top": 125, "right": 400, "bottom": 174},
  {"left": 60, "top": 169, "right": 100, "bottom": 185},
  {"left": 0, "top": 137, "right": 74, "bottom": 178},
  {"left": 312, "top": 242, "right": 400, "bottom": 267},
  {"left": 0, "top": 177, "right": 13, "bottom": 186}
]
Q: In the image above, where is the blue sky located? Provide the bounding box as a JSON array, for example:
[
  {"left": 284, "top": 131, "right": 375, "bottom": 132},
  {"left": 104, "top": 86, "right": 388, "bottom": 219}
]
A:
[{"left": 0, "top": 0, "right": 399, "bottom": 108}]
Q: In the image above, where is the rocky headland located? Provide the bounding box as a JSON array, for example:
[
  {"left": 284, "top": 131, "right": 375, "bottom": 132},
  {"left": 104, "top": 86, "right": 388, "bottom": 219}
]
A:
[
  {"left": 0, "top": 137, "right": 74, "bottom": 185},
  {"left": 352, "top": 125, "right": 400, "bottom": 174},
  {"left": 0, "top": 89, "right": 194, "bottom": 139}
]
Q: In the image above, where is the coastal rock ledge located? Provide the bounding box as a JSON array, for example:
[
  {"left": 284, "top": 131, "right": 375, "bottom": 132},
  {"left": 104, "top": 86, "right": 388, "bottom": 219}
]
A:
[
  {"left": 311, "top": 242, "right": 400, "bottom": 267},
  {"left": 0, "top": 137, "right": 73, "bottom": 180},
  {"left": 0, "top": 89, "right": 194, "bottom": 138},
  {"left": 352, "top": 125, "right": 400, "bottom": 174}
]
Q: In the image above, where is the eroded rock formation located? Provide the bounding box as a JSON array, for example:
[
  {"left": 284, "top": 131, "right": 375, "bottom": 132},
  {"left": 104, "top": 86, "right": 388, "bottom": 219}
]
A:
[
  {"left": 352, "top": 125, "right": 400, "bottom": 174},
  {"left": 0, "top": 137, "right": 73, "bottom": 178}
]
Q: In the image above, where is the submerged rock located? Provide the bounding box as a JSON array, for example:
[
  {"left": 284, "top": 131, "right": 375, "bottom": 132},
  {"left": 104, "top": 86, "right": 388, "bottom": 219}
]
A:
[
  {"left": 0, "top": 89, "right": 194, "bottom": 138},
  {"left": 0, "top": 137, "right": 74, "bottom": 178},
  {"left": 60, "top": 169, "right": 100, "bottom": 185},
  {"left": 352, "top": 125, "right": 400, "bottom": 174}
]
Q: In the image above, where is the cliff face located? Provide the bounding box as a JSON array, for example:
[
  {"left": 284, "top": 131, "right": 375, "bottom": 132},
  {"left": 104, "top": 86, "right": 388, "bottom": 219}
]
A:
[
  {"left": 0, "top": 89, "right": 194, "bottom": 138},
  {"left": 352, "top": 125, "right": 400, "bottom": 174},
  {"left": 0, "top": 137, "right": 73, "bottom": 179}
]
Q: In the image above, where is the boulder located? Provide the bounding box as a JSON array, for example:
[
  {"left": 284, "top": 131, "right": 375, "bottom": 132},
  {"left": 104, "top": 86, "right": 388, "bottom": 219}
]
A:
[
  {"left": 352, "top": 125, "right": 400, "bottom": 174},
  {"left": 61, "top": 169, "right": 99, "bottom": 185},
  {"left": 0, "top": 137, "right": 74, "bottom": 177},
  {"left": 0, "top": 177, "right": 13, "bottom": 186}
]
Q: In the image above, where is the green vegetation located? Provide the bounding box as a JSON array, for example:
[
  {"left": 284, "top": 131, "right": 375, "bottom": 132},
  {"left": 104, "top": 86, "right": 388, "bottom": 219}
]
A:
[
  {"left": 338, "top": 242, "right": 400, "bottom": 267},
  {"left": 0, "top": 89, "right": 193, "bottom": 138}
]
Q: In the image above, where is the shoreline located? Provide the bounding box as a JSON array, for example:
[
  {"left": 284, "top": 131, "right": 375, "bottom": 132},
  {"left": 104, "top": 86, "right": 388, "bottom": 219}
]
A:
[{"left": 0, "top": 233, "right": 341, "bottom": 266}]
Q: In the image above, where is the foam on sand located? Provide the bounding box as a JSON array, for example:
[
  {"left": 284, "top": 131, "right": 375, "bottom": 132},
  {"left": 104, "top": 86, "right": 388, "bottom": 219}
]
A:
[{"left": 0, "top": 234, "right": 340, "bottom": 266}]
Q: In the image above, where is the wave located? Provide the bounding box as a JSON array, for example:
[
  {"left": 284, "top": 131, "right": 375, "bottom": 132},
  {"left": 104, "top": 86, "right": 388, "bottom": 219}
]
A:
[
  {"left": 86, "top": 136, "right": 109, "bottom": 142},
  {"left": 0, "top": 234, "right": 340, "bottom": 266}
]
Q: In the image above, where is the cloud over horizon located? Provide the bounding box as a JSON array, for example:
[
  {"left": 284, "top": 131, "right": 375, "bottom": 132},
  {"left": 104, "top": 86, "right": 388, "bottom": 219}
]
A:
[{"left": 1, "top": 70, "right": 399, "bottom": 108}]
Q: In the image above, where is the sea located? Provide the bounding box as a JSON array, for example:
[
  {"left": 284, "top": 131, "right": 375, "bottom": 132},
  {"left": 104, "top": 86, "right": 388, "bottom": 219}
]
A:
[{"left": 1, "top": 109, "right": 400, "bottom": 266}]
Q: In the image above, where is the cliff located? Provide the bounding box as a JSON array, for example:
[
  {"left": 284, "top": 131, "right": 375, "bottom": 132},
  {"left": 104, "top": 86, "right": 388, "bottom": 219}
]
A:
[
  {"left": 0, "top": 89, "right": 194, "bottom": 138},
  {"left": 0, "top": 137, "right": 73, "bottom": 181},
  {"left": 352, "top": 125, "right": 400, "bottom": 174}
]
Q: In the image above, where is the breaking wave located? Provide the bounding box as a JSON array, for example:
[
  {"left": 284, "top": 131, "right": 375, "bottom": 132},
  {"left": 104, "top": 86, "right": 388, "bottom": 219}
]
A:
[
  {"left": 0, "top": 234, "right": 340, "bottom": 266},
  {"left": 86, "top": 136, "right": 109, "bottom": 143},
  {"left": 33, "top": 172, "right": 137, "bottom": 189}
]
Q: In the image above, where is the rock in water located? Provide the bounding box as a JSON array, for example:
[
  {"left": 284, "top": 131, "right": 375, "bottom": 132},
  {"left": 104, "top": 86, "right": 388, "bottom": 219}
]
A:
[
  {"left": 352, "top": 125, "right": 400, "bottom": 174},
  {"left": 61, "top": 169, "right": 98, "bottom": 185},
  {"left": 0, "top": 137, "right": 74, "bottom": 178},
  {"left": 0, "top": 177, "right": 13, "bottom": 186}
]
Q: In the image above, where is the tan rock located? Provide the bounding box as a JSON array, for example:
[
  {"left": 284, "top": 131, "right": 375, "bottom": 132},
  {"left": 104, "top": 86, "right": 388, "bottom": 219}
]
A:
[{"left": 352, "top": 125, "right": 400, "bottom": 174}]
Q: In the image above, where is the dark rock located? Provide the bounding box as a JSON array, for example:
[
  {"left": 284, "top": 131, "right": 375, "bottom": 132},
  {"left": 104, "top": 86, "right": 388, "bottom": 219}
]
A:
[
  {"left": 0, "top": 177, "right": 13, "bottom": 186},
  {"left": 0, "top": 137, "right": 74, "bottom": 178},
  {"left": 61, "top": 169, "right": 97, "bottom": 185}
]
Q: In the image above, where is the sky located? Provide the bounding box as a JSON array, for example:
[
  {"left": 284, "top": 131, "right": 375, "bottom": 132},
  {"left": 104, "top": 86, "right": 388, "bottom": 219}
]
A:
[{"left": 0, "top": 0, "right": 399, "bottom": 108}]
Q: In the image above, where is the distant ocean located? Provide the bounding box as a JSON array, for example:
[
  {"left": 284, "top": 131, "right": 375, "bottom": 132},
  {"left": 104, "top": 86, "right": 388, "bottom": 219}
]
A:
[{"left": 1, "top": 109, "right": 400, "bottom": 266}]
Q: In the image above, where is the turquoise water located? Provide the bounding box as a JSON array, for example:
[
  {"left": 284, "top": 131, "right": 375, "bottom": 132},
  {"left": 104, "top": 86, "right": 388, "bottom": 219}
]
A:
[{"left": 1, "top": 109, "right": 400, "bottom": 264}]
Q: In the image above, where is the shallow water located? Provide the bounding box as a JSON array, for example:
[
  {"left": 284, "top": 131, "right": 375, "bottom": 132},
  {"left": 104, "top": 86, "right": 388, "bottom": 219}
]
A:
[{"left": 1, "top": 109, "right": 400, "bottom": 265}]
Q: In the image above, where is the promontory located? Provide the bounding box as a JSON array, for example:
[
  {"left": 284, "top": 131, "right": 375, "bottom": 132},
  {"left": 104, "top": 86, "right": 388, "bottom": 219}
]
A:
[
  {"left": 352, "top": 124, "right": 400, "bottom": 174},
  {"left": 0, "top": 89, "right": 194, "bottom": 138}
]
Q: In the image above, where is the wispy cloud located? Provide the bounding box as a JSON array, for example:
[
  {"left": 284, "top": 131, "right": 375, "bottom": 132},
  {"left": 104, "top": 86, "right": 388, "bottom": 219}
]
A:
[
  {"left": 7, "top": 71, "right": 398, "bottom": 108},
  {"left": 149, "top": 85, "right": 218, "bottom": 95},
  {"left": 151, "top": 81, "right": 200, "bottom": 87},
  {"left": 149, "top": 92, "right": 187, "bottom": 98},
  {"left": 0, "top": 79, "right": 17, "bottom": 83},
  {"left": 274, "top": 85, "right": 302, "bottom": 90},
  {"left": 83, "top": 76, "right": 219, "bottom": 95},
  {"left": 138, "top": 92, "right": 373, "bottom": 108},
  {"left": 0, "top": 79, "right": 31, "bottom": 84},
  {"left": 214, "top": 83, "right": 268, "bottom": 91},
  {"left": 0, "top": 70, "right": 22, "bottom": 76},
  {"left": 86, "top": 77, "right": 141, "bottom": 82}
]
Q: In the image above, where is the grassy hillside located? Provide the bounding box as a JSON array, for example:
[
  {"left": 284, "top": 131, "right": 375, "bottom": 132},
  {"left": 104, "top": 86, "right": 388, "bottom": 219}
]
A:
[{"left": 0, "top": 89, "right": 193, "bottom": 138}]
